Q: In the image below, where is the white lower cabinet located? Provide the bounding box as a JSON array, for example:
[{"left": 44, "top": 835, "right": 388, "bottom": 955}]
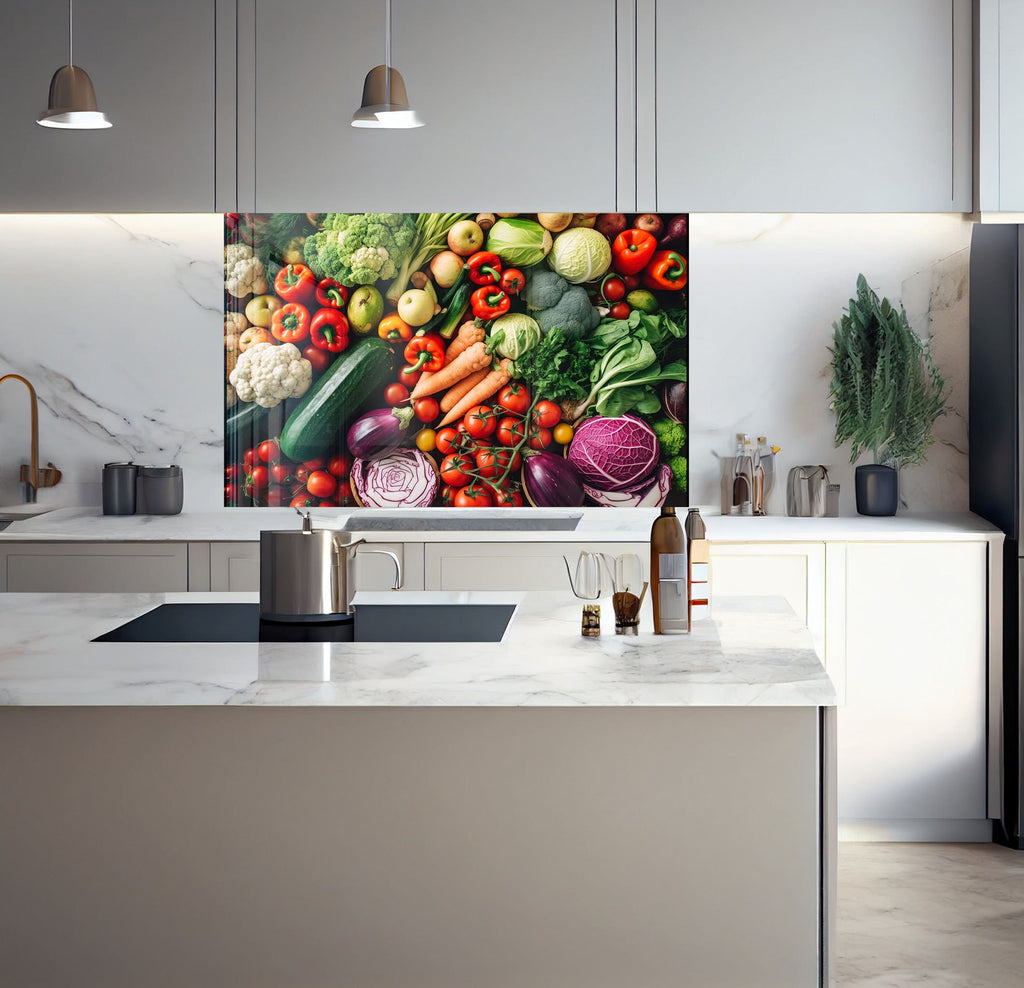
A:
[{"left": 0, "top": 543, "right": 188, "bottom": 593}]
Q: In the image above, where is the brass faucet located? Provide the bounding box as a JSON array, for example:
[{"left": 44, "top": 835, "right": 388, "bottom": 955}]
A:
[{"left": 0, "top": 374, "right": 62, "bottom": 503}]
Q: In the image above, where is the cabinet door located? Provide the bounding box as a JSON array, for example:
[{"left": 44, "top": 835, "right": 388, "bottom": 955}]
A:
[
  {"left": 0, "top": 543, "right": 188, "bottom": 593},
  {"left": 424, "top": 542, "right": 648, "bottom": 591},
  {"left": 209, "top": 542, "right": 260, "bottom": 592},
  {"left": 654, "top": 0, "right": 971, "bottom": 211},
  {"left": 838, "top": 542, "right": 988, "bottom": 838},
  {"left": 250, "top": 0, "right": 617, "bottom": 211},
  {"left": 0, "top": 0, "right": 215, "bottom": 211},
  {"left": 982, "top": 0, "right": 1024, "bottom": 210}
]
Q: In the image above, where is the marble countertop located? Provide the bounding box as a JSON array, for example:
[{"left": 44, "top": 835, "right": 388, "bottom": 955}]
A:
[
  {"left": 0, "top": 505, "right": 1003, "bottom": 544},
  {"left": 0, "top": 590, "right": 835, "bottom": 708}
]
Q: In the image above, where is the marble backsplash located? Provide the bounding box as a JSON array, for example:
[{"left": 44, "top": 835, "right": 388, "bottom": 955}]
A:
[{"left": 0, "top": 212, "right": 972, "bottom": 515}]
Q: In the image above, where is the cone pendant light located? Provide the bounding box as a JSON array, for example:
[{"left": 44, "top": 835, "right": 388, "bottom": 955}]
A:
[
  {"left": 351, "top": 0, "right": 423, "bottom": 129},
  {"left": 37, "top": 0, "right": 111, "bottom": 129}
]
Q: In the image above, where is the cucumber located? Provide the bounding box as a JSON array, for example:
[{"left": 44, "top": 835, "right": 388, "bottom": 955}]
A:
[
  {"left": 280, "top": 337, "right": 394, "bottom": 462},
  {"left": 225, "top": 399, "right": 269, "bottom": 441},
  {"left": 435, "top": 281, "right": 472, "bottom": 339}
]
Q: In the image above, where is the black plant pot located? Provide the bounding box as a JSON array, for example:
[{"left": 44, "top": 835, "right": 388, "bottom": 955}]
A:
[{"left": 855, "top": 464, "right": 899, "bottom": 516}]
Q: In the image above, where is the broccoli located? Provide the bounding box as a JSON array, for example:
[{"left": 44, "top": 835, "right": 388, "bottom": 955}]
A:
[
  {"left": 303, "top": 212, "right": 417, "bottom": 287},
  {"left": 650, "top": 416, "right": 687, "bottom": 457},
  {"left": 521, "top": 267, "right": 600, "bottom": 339},
  {"left": 667, "top": 455, "right": 687, "bottom": 493}
]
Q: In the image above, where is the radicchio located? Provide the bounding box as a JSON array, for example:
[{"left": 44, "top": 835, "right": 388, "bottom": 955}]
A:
[
  {"left": 351, "top": 448, "right": 438, "bottom": 508},
  {"left": 583, "top": 463, "right": 671, "bottom": 508},
  {"left": 567, "top": 414, "right": 660, "bottom": 491}
]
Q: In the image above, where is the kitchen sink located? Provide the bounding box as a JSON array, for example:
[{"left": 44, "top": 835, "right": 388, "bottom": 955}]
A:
[
  {"left": 0, "top": 504, "right": 55, "bottom": 522},
  {"left": 93, "top": 601, "right": 516, "bottom": 644}
]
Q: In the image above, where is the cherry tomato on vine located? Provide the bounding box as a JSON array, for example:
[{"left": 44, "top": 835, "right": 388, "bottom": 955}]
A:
[
  {"left": 290, "top": 491, "right": 316, "bottom": 508},
  {"left": 455, "top": 485, "right": 494, "bottom": 508},
  {"left": 295, "top": 465, "right": 310, "bottom": 485},
  {"left": 497, "top": 382, "right": 531, "bottom": 416},
  {"left": 435, "top": 427, "right": 460, "bottom": 456},
  {"left": 553, "top": 422, "right": 574, "bottom": 445},
  {"left": 336, "top": 480, "right": 352, "bottom": 500},
  {"left": 463, "top": 404, "right": 497, "bottom": 439},
  {"left": 270, "top": 463, "right": 292, "bottom": 484},
  {"left": 600, "top": 275, "right": 626, "bottom": 303},
  {"left": 416, "top": 428, "right": 437, "bottom": 453},
  {"left": 225, "top": 464, "right": 242, "bottom": 483},
  {"left": 623, "top": 273, "right": 642, "bottom": 291},
  {"left": 384, "top": 382, "right": 410, "bottom": 406},
  {"left": 303, "top": 457, "right": 326, "bottom": 470},
  {"left": 496, "top": 416, "right": 527, "bottom": 447},
  {"left": 258, "top": 439, "right": 280, "bottom": 463},
  {"left": 531, "top": 400, "right": 561, "bottom": 429},
  {"left": 266, "top": 485, "right": 291, "bottom": 507},
  {"left": 249, "top": 465, "right": 269, "bottom": 489},
  {"left": 327, "top": 454, "right": 351, "bottom": 478},
  {"left": 528, "top": 427, "right": 553, "bottom": 450},
  {"left": 439, "top": 453, "right": 473, "bottom": 487},
  {"left": 317, "top": 498, "right": 339, "bottom": 508},
  {"left": 439, "top": 484, "right": 458, "bottom": 507},
  {"left": 243, "top": 447, "right": 258, "bottom": 470},
  {"left": 413, "top": 397, "right": 440, "bottom": 423},
  {"left": 494, "top": 487, "right": 524, "bottom": 507},
  {"left": 224, "top": 482, "right": 240, "bottom": 503},
  {"left": 608, "top": 301, "right": 631, "bottom": 320},
  {"left": 306, "top": 470, "right": 337, "bottom": 499}
]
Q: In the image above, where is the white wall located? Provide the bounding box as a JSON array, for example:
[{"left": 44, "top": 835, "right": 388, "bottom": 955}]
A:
[{"left": 0, "top": 213, "right": 972, "bottom": 515}]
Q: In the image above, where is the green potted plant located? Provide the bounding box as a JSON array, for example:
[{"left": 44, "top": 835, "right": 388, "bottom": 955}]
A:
[{"left": 828, "top": 274, "right": 946, "bottom": 515}]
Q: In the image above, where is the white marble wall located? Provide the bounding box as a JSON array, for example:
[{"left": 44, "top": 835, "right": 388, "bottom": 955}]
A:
[{"left": 0, "top": 212, "right": 973, "bottom": 514}]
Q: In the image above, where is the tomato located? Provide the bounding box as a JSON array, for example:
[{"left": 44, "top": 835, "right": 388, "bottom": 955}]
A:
[
  {"left": 384, "top": 382, "right": 410, "bottom": 406},
  {"left": 608, "top": 301, "right": 631, "bottom": 320},
  {"left": 494, "top": 487, "right": 524, "bottom": 507},
  {"left": 552, "top": 422, "right": 574, "bottom": 445},
  {"left": 439, "top": 453, "right": 473, "bottom": 487},
  {"left": 435, "top": 427, "right": 460, "bottom": 455},
  {"left": 464, "top": 404, "right": 497, "bottom": 439},
  {"left": 225, "top": 464, "right": 242, "bottom": 482},
  {"left": 497, "top": 382, "right": 531, "bottom": 416},
  {"left": 249, "top": 465, "right": 269, "bottom": 489},
  {"left": 327, "top": 454, "right": 351, "bottom": 478},
  {"left": 475, "top": 447, "right": 520, "bottom": 480},
  {"left": 317, "top": 498, "right": 339, "bottom": 507},
  {"left": 258, "top": 439, "right": 280, "bottom": 463},
  {"left": 413, "top": 396, "right": 440, "bottom": 423},
  {"left": 623, "top": 273, "right": 642, "bottom": 291},
  {"left": 302, "top": 344, "right": 331, "bottom": 375},
  {"left": 306, "top": 470, "right": 337, "bottom": 498},
  {"left": 496, "top": 416, "right": 527, "bottom": 447},
  {"left": 265, "top": 485, "right": 291, "bottom": 507},
  {"left": 270, "top": 463, "right": 292, "bottom": 484},
  {"left": 416, "top": 428, "right": 437, "bottom": 453},
  {"left": 601, "top": 276, "right": 626, "bottom": 302},
  {"left": 336, "top": 480, "right": 352, "bottom": 500},
  {"left": 531, "top": 400, "right": 561, "bottom": 429},
  {"left": 528, "top": 426, "right": 553, "bottom": 450},
  {"left": 243, "top": 447, "right": 258, "bottom": 470},
  {"left": 290, "top": 491, "right": 316, "bottom": 508},
  {"left": 438, "top": 484, "right": 458, "bottom": 507},
  {"left": 455, "top": 485, "right": 494, "bottom": 508},
  {"left": 224, "top": 482, "right": 240, "bottom": 504},
  {"left": 294, "top": 465, "right": 310, "bottom": 485}
]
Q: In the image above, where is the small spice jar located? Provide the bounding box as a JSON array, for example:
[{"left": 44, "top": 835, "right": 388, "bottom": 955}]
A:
[{"left": 581, "top": 604, "right": 601, "bottom": 637}]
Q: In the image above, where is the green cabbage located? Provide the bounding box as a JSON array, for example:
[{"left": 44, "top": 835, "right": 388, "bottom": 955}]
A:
[
  {"left": 485, "top": 218, "right": 553, "bottom": 268},
  {"left": 546, "top": 227, "right": 612, "bottom": 284},
  {"left": 490, "top": 312, "right": 541, "bottom": 360}
]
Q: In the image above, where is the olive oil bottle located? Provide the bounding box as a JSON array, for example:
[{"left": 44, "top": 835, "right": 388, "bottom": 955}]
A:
[{"left": 650, "top": 505, "right": 687, "bottom": 634}]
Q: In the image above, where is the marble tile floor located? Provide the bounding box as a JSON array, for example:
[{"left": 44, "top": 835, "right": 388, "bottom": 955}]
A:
[{"left": 835, "top": 842, "right": 1024, "bottom": 986}]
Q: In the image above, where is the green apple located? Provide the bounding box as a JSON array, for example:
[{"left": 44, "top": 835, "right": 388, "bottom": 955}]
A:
[
  {"left": 397, "top": 288, "right": 436, "bottom": 327},
  {"left": 347, "top": 285, "right": 384, "bottom": 335}
]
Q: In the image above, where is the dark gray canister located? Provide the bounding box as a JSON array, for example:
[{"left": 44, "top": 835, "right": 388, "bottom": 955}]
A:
[
  {"left": 136, "top": 465, "right": 183, "bottom": 515},
  {"left": 102, "top": 462, "right": 137, "bottom": 515}
]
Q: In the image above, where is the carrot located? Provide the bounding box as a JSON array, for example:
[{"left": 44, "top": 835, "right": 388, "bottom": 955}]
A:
[
  {"left": 437, "top": 359, "right": 514, "bottom": 427},
  {"left": 409, "top": 340, "right": 491, "bottom": 400},
  {"left": 439, "top": 368, "right": 490, "bottom": 413},
  {"left": 410, "top": 322, "right": 485, "bottom": 399}
]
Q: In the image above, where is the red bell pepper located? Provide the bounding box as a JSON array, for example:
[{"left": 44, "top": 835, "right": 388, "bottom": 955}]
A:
[
  {"left": 470, "top": 286, "right": 511, "bottom": 320},
  {"left": 466, "top": 251, "right": 503, "bottom": 286},
  {"left": 499, "top": 267, "right": 525, "bottom": 295},
  {"left": 270, "top": 302, "right": 310, "bottom": 343},
  {"left": 273, "top": 263, "right": 317, "bottom": 306},
  {"left": 310, "top": 308, "right": 350, "bottom": 353},
  {"left": 315, "top": 277, "right": 349, "bottom": 309},
  {"left": 403, "top": 333, "right": 446, "bottom": 373},
  {"left": 611, "top": 229, "right": 657, "bottom": 276},
  {"left": 642, "top": 250, "right": 687, "bottom": 291}
]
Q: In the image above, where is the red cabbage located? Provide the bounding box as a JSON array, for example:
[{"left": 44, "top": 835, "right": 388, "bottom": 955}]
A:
[
  {"left": 583, "top": 463, "right": 671, "bottom": 507},
  {"left": 351, "top": 448, "right": 438, "bottom": 508},
  {"left": 567, "top": 414, "right": 659, "bottom": 491}
]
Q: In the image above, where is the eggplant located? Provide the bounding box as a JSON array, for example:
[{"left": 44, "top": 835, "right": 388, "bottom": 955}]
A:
[
  {"left": 522, "top": 451, "right": 585, "bottom": 508},
  {"left": 346, "top": 406, "right": 415, "bottom": 461},
  {"left": 661, "top": 380, "right": 688, "bottom": 424},
  {"left": 658, "top": 214, "right": 688, "bottom": 251}
]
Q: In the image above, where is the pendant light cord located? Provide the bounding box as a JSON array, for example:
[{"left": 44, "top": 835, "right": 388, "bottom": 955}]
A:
[
  {"left": 384, "top": 0, "right": 392, "bottom": 106},
  {"left": 69, "top": 0, "right": 74, "bottom": 67}
]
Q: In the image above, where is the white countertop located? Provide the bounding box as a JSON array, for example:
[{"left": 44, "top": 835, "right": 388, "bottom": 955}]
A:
[
  {"left": 0, "top": 590, "right": 835, "bottom": 708},
  {"left": 0, "top": 505, "right": 1004, "bottom": 544}
]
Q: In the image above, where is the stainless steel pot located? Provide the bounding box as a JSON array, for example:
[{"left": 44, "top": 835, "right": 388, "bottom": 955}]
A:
[{"left": 259, "top": 510, "right": 402, "bottom": 619}]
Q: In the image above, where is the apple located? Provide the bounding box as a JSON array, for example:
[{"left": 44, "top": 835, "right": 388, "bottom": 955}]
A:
[
  {"left": 244, "top": 293, "right": 283, "bottom": 328},
  {"left": 536, "top": 212, "right": 573, "bottom": 233},
  {"left": 397, "top": 288, "right": 436, "bottom": 327},
  {"left": 429, "top": 249, "right": 466, "bottom": 289},
  {"left": 569, "top": 213, "right": 598, "bottom": 229},
  {"left": 347, "top": 285, "right": 384, "bottom": 335},
  {"left": 447, "top": 219, "right": 485, "bottom": 256},
  {"left": 595, "top": 213, "right": 628, "bottom": 238},
  {"left": 635, "top": 213, "right": 664, "bottom": 237}
]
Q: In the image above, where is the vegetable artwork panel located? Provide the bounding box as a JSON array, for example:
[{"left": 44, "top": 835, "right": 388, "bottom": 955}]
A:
[{"left": 224, "top": 211, "right": 687, "bottom": 509}]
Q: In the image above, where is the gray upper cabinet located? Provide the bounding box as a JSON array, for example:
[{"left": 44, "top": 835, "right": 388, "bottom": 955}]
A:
[
  {"left": 246, "top": 0, "right": 618, "bottom": 213},
  {"left": 0, "top": 0, "right": 216, "bottom": 211},
  {"left": 652, "top": 0, "right": 972, "bottom": 212}
]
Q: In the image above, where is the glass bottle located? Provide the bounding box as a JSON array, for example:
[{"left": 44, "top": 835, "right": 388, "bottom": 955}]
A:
[
  {"left": 651, "top": 505, "right": 687, "bottom": 634},
  {"left": 731, "top": 434, "right": 754, "bottom": 516}
]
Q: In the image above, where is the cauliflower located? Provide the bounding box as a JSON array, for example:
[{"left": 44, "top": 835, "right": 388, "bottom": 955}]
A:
[
  {"left": 229, "top": 342, "right": 312, "bottom": 408},
  {"left": 224, "top": 243, "right": 268, "bottom": 298},
  {"left": 521, "top": 267, "right": 601, "bottom": 339},
  {"left": 303, "top": 212, "right": 417, "bottom": 286}
]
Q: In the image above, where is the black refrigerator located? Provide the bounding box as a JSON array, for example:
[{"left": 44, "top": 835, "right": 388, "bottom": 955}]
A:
[{"left": 969, "top": 222, "right": 1024, "bottom": 848}]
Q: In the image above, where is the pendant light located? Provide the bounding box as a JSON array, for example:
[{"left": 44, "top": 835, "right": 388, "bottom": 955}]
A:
[
  {"left": 37, "top": 0, "right": 111, "bottom": 129},
  {"left": 351, "top": 0, "right": 423, "bottom": 129}
]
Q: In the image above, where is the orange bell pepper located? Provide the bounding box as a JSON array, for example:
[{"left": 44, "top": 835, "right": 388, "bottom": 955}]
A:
[{"left": 642, "top": 250, "right": 687, "bottom": 291}]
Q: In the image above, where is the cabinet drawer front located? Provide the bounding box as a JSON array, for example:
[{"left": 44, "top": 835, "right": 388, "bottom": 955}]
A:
[{"left": 3, "top": 544, "right": 187, "bottom": 593}]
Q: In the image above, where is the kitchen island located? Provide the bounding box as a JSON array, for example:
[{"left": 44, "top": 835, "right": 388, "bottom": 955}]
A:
[{"left": 0, "top": 590, "right": 835, "bottom": 988}]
